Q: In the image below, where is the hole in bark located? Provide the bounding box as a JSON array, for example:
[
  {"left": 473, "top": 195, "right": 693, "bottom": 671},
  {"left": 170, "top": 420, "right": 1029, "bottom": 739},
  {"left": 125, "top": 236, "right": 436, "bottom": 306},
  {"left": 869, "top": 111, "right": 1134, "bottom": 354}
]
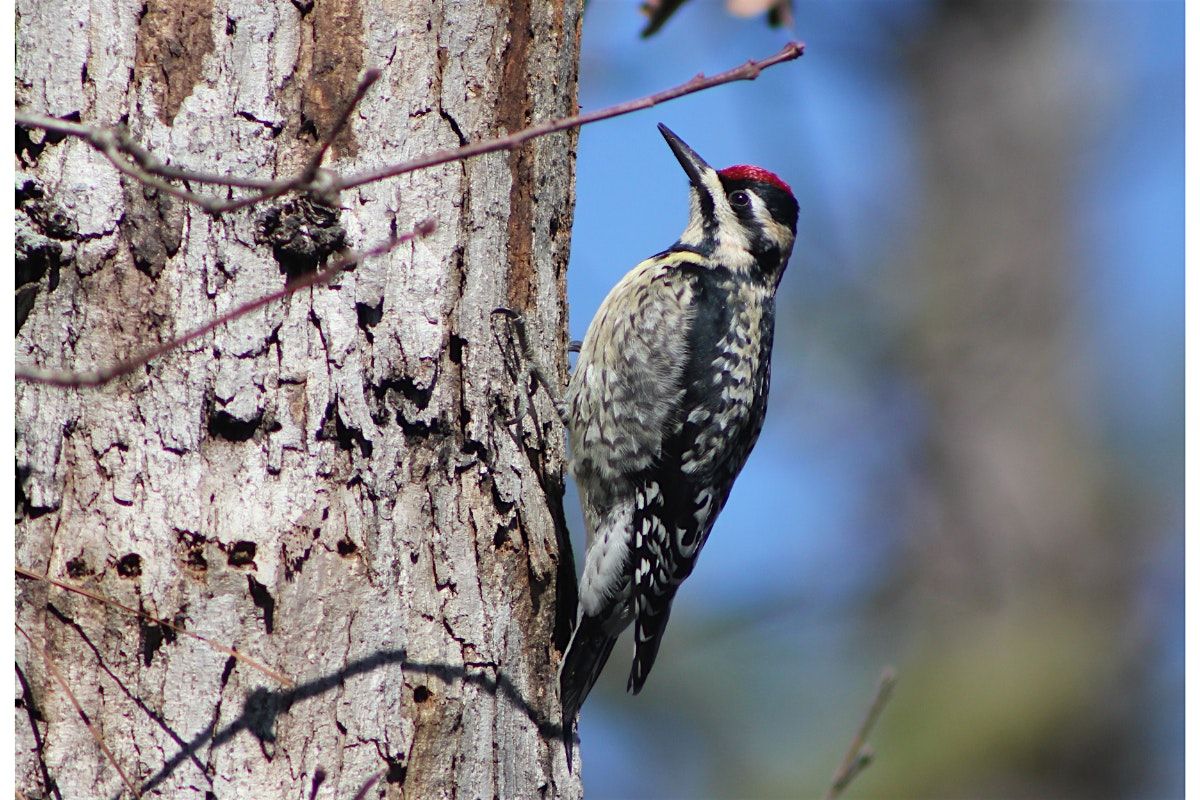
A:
[
  {"left": 187, "top": 547, "right": 208, "bottom": 571},
  {"left": 493, "top": 526, "right": 509, "bottom": 549},
  {"left": 409, "top": 550, "right": 419, "bottom": 564},
  {"left": 356, "top": 299, "right": 383, "bottom": 340},
  {"left": 334, "top": 411, "right": 373, "bottom": 458},
  {"left": 298, "top": 114, "right": 318, "bottom": 141},
  {"left": 385, "top": 757, "right": 407, "bottom": 785},
  {"left": 449, "top": 334, "right": 466, "bottom": 364},
  {"left": 16, "top": 220, "right": 66, "bottom": 333},
  {"left": 377, "top": 375, "right": 433, "bottom": 411},
  {"left": 412, "top": 685, "right": 430, "bottom": 703},
  {"left": 65, "top": 557, "right": 92, "bottom": 578},
  {"left": 228, "top": 541, "right": 257, "bottom": 568},
  {"left": 177, "top": 530, "right": 209, "bottom": 572},
  {"left": 208, "top": 409, "right": 262, "bottom": 442},
  {"left": 490, "top": 481, "right": 515, "bottom": 515},
  {"left": 336, "top": 537, "right": 357, "bottom": 557},
  {"left": 461, "top": 439, "right": 486, "bottom": 462},
  {"left": 16, "top": 174, "right": 43, "bottom": 204},
  {"left": 395, "top": 413, "right": 440, "bottom": 439},
  {"left": 247, "top": 576, "right": 275, "bottom": 634},
  {"left": 373, "top": 375, "right": 443, "bottom": 440},
  {"left": 116, "top": 553, "right": 142, "bottom": 578},
  {"left": 17, "top": 110, "right": 77, "bottom": 163},
  {"left": 141, "top": 619, "right": 176, "bottom": 667},
  {"left": 317, "top": 400, "right": 338, "bottom": 443}
]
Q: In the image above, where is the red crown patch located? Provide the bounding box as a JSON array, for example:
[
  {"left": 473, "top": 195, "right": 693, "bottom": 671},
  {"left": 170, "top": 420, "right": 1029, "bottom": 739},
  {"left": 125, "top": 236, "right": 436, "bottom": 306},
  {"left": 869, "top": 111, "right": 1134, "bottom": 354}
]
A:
[{"left": 718, "top": 165, "right": 792, "bottom": 197}]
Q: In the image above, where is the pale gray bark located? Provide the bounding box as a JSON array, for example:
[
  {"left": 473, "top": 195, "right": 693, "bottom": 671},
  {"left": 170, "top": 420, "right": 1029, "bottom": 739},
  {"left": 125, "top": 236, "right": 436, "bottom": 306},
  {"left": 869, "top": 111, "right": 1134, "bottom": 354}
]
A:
[{"left": 15, "top": 1, "right": 583, "bottom": 798}]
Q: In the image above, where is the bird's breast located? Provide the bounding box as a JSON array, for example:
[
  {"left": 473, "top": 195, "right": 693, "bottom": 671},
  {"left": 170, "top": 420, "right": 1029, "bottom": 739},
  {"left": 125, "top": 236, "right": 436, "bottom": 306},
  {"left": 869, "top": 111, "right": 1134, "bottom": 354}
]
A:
[{"left": 677, "top": 276, "right": 775, "bottom": 478}]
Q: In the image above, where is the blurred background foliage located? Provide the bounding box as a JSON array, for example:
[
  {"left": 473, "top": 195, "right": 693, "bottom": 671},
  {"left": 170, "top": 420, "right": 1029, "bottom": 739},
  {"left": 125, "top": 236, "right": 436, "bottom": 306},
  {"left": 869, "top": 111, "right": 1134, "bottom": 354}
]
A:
[{"left": 563, "top": 2, "right": 1182, "bottom": 798}]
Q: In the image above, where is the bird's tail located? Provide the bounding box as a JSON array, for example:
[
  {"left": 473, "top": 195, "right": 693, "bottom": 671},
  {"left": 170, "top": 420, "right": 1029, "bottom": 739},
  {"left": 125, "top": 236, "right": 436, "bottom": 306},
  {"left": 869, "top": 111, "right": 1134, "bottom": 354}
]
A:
[{"left": 558, "top": 613, "right": 618, "bottom": 757}]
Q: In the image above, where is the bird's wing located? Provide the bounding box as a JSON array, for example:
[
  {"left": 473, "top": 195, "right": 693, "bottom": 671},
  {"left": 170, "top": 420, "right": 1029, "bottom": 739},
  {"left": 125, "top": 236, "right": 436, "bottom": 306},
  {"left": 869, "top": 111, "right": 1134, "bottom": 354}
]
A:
[
  {"left": 566, "top": 251, "right": 701, "bottom": 506},
  {"left": 566, "top": 251, "right": 701, "bottom": 615}
]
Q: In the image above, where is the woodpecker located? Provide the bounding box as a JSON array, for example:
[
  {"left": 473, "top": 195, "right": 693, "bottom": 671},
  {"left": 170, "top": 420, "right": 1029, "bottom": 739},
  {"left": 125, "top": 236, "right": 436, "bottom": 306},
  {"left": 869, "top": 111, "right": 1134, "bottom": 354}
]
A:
[{"left": 559, "top": 124, "right": 799, "bottom": 728}]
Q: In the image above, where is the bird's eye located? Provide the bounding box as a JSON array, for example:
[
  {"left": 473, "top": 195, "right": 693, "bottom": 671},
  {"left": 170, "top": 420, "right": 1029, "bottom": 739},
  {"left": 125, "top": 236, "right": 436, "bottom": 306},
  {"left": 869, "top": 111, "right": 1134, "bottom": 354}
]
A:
[{"left": 728, "top": 190, "right": 750, "bottom": 208}]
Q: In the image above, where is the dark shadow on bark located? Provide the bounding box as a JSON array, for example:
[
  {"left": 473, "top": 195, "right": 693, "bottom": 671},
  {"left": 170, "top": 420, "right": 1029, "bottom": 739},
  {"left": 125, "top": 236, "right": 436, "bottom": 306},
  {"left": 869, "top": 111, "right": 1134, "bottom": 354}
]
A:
[
  {"left": 16, "top": 662, "right": 64, "bottom": 800},
  {"left": 133, "top": 648, "right": 573, "bottom": 797},
  {"left": 45, "top": 603, "right": 210, "bottom": 779},
  {"left": 490, "top": 317, "right": 579, "bottom": 654}
]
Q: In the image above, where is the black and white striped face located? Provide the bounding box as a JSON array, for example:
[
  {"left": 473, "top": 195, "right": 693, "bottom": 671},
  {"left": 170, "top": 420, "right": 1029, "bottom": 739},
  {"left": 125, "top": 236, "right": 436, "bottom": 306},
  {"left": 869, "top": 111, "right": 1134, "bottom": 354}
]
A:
[
  {"left": 658, "top": 124, "right": 799, "bottom": 276},
  {"left": 714, "top": 173, "right": 798, "bottom": 264}
]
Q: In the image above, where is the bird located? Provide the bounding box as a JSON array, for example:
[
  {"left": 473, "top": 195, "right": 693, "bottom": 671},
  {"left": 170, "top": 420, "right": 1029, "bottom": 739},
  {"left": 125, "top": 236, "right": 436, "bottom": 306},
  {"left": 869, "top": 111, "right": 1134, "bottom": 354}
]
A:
[{"left": 558, "top": 123, "right": 799, "bottom": 731}]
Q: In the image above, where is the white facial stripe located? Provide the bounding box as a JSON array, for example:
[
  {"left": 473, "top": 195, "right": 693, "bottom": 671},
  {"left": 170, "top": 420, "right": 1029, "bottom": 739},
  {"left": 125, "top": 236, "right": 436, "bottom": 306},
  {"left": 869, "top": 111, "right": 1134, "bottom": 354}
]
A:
[
  {"left": 748, "top": 191, "right": 795, "bottom": 252},
  {"left": 704, "top": 169, "right": 750, "bottom": 251},
  {"left": 678, "top": 170, "right": 793, "bottom": 257},
  {"left": 679, "top": 188, "right": 706, "bottom": 246}
]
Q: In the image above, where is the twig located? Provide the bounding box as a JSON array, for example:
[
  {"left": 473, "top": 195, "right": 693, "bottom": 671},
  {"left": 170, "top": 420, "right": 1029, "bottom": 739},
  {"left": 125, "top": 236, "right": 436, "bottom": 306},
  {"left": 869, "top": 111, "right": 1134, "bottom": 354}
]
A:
[
  {"left": 15, "top": 219, "right": 436, "bottom": 388},
  {"left": 302, "top": 69, "right": 381, "bottom": 183},
  {"left": 111, "top": 127, "right": 276, "bottom": 189},
  {"left": 824, "top": 667, "right": 897, "bottom": 800},
  {"left": 492, "top": 307, "right": 569, "bottom": 426},
  {"left": 333, "top": 41, "right": 805, "bottom": 192},
  {"left": 15, "top": 43, "right": 802, "bottom": 386},
  {"left": 16, "top": 622, "right": 142, "bottom": 798},
  {"left": 183, "top": 68, "right": 384, "bottom": 215},
  {"left": 14, "top": 110, "right": 282, "bottom": 214},
  {"left": 15, "top": 42, "right": 803, "bottom": 211},
  {"left": 16, "top": 566, "right": 294, "bottom": 687},
  {"left": 14, "top": 69, "right": 382, "bottom": 215}
]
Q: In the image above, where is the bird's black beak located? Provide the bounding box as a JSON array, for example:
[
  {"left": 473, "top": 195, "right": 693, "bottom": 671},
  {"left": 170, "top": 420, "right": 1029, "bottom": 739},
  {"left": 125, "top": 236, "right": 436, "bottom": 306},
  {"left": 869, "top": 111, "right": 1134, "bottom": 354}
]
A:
[{"left": 658, "top": 124, "right": 712, "bottom": 190}]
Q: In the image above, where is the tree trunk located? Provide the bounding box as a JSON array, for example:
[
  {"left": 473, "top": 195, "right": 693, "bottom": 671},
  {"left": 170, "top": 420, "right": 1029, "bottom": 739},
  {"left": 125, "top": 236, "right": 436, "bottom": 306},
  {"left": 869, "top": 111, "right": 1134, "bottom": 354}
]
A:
[
  {"left": 881, "top": 4, "right": 1142, "bottom": 796},
  {"left": 15, "top": 1, "right": 583, "bottom": 797}
]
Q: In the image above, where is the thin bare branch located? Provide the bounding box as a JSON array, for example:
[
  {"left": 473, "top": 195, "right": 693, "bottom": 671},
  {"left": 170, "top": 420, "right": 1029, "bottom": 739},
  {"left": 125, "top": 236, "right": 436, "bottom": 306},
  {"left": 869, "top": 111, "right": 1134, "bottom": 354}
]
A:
[
  {"left": 16, "top": 622, "right": 142, "bottom": 797},
  {"left": 824, "top": 667, "right": 897, "bottom": 800},
  {"left": 334, "top": 41, "right": 805, "bottom": 193},
  {"left": 171, "top": 68, "right": 383, "bottom": 214},
  {"left": 16, "top": 44, "right": 802, "bottom": 384},
  {"left": 13, "top": 68, "right": 383, "bottom": 214},
  {"left": 91, "top": 126, "right": 235, "bottom": 211},
  {"left": 15, "top": 219, "right": 436, "bottom": 388},
  {"left": 13, "top": 111, "right": 91, "bottom": 139},
  {"left": 111, "top": 127, "right": 276, "bottom": 189},
  {"left": 492, "top": 307, "right": 569, "bottom": 426},
  {"left": 15, "top": 110, "right": 285, "bottom": 213},
  {"left": 302, "top": 68, "right": 381, "bottom": 183},
  {"left": 15, "top": 42, "right": 803, "bottom": 215},
  {"left": 16, "top": 566, "right": 294, "bottom": 687}
]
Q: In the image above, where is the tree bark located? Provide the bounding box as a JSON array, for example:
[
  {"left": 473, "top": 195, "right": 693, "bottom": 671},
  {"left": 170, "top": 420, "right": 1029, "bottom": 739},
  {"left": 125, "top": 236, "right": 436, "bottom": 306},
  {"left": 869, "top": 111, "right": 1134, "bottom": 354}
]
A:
[{"left": 15, "top": 1, "right": 583, "bottom": 798}]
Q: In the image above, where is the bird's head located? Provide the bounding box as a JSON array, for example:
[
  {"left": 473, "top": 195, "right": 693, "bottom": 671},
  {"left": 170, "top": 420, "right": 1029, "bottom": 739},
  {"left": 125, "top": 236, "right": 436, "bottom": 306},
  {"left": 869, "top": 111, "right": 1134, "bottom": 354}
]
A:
[{"left": 659, "top": 123, "right": 798, "bottom": 279}]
